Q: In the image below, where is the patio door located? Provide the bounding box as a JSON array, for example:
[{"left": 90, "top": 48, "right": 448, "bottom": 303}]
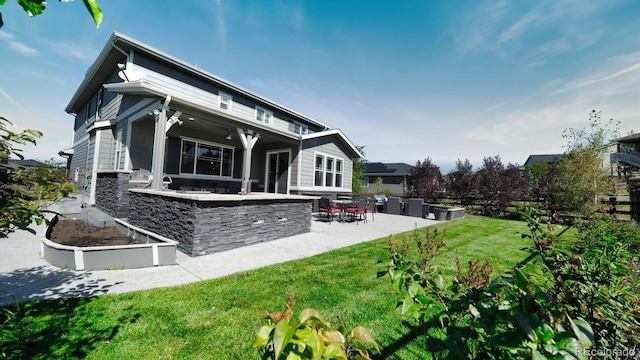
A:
[{"left": 266, "top": 150, "right": 290, "bottom": 194}]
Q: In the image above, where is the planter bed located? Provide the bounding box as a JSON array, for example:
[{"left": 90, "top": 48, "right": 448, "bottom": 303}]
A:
[
  {"left": 41, "top": 216, "right": 177, "bottom": 271},
  {"left": 431, "top": 205, "right": 465, "bottom": 221}
]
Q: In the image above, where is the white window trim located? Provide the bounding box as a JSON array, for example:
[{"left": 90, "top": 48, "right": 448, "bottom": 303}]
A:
[
  {"left": 264, "top": 149, "right": 292, "bottom": 195},
  {"left": 313, "top": 151, "right": 344, "bottom": 189},
  {"left": 96, "top": 87, "right": 104, "bottom": 121},
  {"left": 114, "top": 128, "right": 123, "bottom": 170},
  {"left": 255, "top": 106, "right": 273, "bottom": 125},
  {"left": 218, "top": 91, "right": 232, "bottom": 111},
  {"left": 179, "top": 137, "right": 235, "bottom": 177}
]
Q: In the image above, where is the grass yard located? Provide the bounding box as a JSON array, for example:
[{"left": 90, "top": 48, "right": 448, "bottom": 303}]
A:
[{"left": 1, "top": 216, "right": 574, "bottom": 359}]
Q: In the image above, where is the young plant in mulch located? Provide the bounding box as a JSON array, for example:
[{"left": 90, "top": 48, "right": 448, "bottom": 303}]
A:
[{"left": 254, "top": 294, "right": 379, "bottom": 360}]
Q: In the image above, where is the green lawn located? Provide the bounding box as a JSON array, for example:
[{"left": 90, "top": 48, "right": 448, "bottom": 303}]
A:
[{"left": 2, "top": 216, "right": 572, "bottom": 359}]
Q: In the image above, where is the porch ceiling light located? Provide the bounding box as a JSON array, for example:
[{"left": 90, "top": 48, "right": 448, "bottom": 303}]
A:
[{"left": 226, "top": 129, "right": 233, "bottom": 140}]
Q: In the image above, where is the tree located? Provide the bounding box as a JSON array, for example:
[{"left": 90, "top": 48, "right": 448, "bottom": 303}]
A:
[
  {"left": 526, "top": 161, "right": 561, "bottom": 214},
  {"left": 476, "top": 156, "right": 528, "bottom": 216},
  {"left": 446, "top": 159, "right": 476, "bottom": 205},
  {"left": 476, "top": 156, "right": 504, "bottom": 215},
  {"left": 351, "top": 145, "right": 367, "bottom": 194},
  {"left": 0, "top": 0, "right": 102, "bottom": 29},
  {"left": 0, "top": 117, "right": 75, "bottom": 238},
  {"left": 555, "top": 110, "right": 619, "bottom": 215},
  {"left": 405, "top": 158, "right": 444, "bottom": 202}
]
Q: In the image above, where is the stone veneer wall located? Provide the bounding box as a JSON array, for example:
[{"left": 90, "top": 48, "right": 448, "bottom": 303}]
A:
[
  {"left": 95, "top": 172, "right": 147, "bottom": 218},
  {"left": 128, "top": 192, "right": 313, "bottom": 256}
]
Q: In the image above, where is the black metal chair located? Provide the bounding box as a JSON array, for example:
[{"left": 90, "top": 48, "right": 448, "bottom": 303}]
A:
[
  {"left": 346, "top": 200, "right": 367, "bottom": 224},
  {"left": 318, "top": 198, "right": 340, "bottom": 222}
]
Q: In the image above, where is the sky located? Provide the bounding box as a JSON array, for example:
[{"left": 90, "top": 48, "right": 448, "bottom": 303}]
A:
[{"left": 1, "top": 0, "right": 639, "bottom": 172}]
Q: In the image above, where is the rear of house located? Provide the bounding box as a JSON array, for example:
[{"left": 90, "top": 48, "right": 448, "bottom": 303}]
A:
[{"left": 64, "top": 32, "right": 361, "bottom": 206}]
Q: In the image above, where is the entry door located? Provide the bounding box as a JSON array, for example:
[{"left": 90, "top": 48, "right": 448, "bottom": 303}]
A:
[{"left": 267, "top": 151, "right": 290, "bottom": 194}]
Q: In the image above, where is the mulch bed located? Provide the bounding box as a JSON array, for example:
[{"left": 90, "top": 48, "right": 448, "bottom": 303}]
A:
[{"left": 49, "top": 219, "right": 144, "bottom": 247}]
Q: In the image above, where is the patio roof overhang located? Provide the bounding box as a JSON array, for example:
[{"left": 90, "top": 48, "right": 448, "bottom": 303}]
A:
[{"left": 103, "top": 81, "right": 302, "bottom": 142}]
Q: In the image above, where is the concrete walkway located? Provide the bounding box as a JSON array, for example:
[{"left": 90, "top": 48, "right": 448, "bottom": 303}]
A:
[{"left": 0, "top": 195, "right": 438, "bottom": 306}]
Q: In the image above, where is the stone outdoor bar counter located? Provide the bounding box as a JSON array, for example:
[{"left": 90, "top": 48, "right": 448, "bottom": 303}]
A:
[{"left": 127, "top": 189, "right": 317, "bottom": 257}]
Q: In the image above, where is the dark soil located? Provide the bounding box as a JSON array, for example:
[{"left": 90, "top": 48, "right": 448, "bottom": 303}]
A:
[{"left": 49, "top": 219, "right": 144, "bottom": 247}]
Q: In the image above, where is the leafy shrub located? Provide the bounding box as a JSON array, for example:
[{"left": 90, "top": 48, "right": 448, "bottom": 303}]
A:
[
  {"left": 380, "top": 225, "right": 595, "bottom": 359},
  {"left": 0, "top": 117, "right": 76, "bottom": 237},
  {"left": 254, "top": 295, "right": 379, "bottom": 360},
  {"left": 519, "top": 206, "right": 640, "bottom": 355}
]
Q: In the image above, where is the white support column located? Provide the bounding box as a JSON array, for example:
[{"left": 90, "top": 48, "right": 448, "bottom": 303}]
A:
[
  {"left": 237, "top": 128, "right": 260, "bottom": 194},
  {"left": 89, "top": 129, "right": 102, "bottom": 205},
  {"left": 151, "top": 95, "right": 171, "bottom": 190}
]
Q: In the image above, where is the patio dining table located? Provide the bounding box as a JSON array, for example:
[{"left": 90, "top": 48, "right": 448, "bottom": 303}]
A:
[{"left": 331, "top": 199, "right": 358, "bottom": 222}]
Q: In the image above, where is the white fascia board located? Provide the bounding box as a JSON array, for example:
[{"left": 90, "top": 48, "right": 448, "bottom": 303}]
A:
[
  {"left": 66, "top": 32, "right": 122, "bottom": 113},
  {"left": 301, "top": 129, "right": 362, "bottom": 158}
]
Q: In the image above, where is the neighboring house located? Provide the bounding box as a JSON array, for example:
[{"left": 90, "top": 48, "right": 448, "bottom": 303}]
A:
[
  {"left": 610, "top": 133, "right": 640, "bottom": 177},
  {"left": 64, "top": 32, "right": 361, "bottom": 205},
  {"left": 363, "top": 162, "right": 411, "bottom": 196},
  {"left": 0, "top": 159, "right": 46, "bottom": 175},
  {"left": 523, "top": 154, "right": 563, "bottom": 168}
]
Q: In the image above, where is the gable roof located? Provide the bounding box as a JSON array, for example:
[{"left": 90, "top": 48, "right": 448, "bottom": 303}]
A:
[
  {"left": 524, "top": 154, "right": 563, "bottom": 167},
  {"left": 0, "top": 159, "right": 47, "bottom": 171},
  {"left": 301, "top": 129, "right": 362, "bottom": 158},
  {"left": 364, "top": 162, "right": 412, "bottom": 176},
  {"left": 66, "top": 32, "right": 330, "bottom": 131},
  {"left": 616, "top": 133, "right": 640, "bottom": 144}
]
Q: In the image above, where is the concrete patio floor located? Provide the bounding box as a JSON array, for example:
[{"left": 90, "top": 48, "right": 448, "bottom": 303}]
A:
[{"left": 0, "top": 195, "right": 438, "bottom": 306}]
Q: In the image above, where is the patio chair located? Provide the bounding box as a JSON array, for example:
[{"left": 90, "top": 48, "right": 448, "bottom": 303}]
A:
[
  {"left": 364, "top": 199, "right": 375, "bottom": 222},
  {"left": 345, "top": 200, "right": 367, "bottom": 224},
  {"left": 318, "top": 198, "right": 341, "bottom": 222}
]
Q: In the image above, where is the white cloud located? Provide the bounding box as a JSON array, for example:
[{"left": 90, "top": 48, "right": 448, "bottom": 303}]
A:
[
  {"left": 0, "top": 30, "right": 38, "bottom": 56},
  {"left": 48, "top": 42, "right": 97, "bottom": 62},
  {"left": 453, "top": 0, "right": 612, "bottom": 65},
  {"left": 0, "top": 87, "right": 26, "bottom": 112},
  {"left": 214, "top": 0, "right": 227, "bottom": 47},
  {"left": 497, "top": 8, "right": 540, "bottom": 45},
  {"left": 275, "top": 1, "right": 305, "bottom": 32},
  {"left": 552, "top": 62, "right": 640, "bottom": 95},
  {"left": 454, "top": 1, "right": 508, "bottom": 55}
]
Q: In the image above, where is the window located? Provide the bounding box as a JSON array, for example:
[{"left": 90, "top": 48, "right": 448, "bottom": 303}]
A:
[
  {"left": 114, "top": 128, "right": 123, "bottom": 170},
  {"left": 219, "top": 92, "right": 232, "bottom": 110},
  {"left": 96, "top": 87, "right": 104, "bottom": 120},
  {"left": 314, "top": 156, "right": 324, "bottom": 186},
  {"left": 289, "top": 121, "right": 308, "bottom": 135},
  {"left": 256, "top": 106, "right": 272, "bottom": 124},
  {"left": 180, "top": 139, "right": 233, "bottom": 177},
  {"left": 314, "top": 154, "right": 343, "bottom": 188},
  {"left": 85, "top": 101, "right": 92, "bottom": 124}
]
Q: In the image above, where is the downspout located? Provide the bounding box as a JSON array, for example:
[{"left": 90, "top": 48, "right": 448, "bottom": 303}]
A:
[
  {"left": 111, "top": 42, "right": 133, "bottom": 71},
  {"left": 150, "top": 95, "right": 171, "bottom": 190}
]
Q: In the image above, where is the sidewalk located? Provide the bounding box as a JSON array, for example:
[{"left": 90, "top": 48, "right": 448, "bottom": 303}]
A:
[{"left": 0, "top": 195, "right": 438, "bottom": 306}]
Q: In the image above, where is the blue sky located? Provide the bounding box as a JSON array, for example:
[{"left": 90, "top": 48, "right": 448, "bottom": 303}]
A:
[{"left": 1, "top": 0, "right": 638, "bottom": 172}]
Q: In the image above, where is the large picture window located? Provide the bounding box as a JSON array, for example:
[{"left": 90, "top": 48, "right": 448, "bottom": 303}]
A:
[
  {"left": 314, "top": 154, "right": 343, "bottom": 188},
  {"left": 180, "top": 139, "right": 233, "bottom": 177}
]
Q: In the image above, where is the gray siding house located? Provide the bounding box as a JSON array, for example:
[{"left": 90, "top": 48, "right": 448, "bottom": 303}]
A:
[
  {"left": 363, "top": 162, "right": 411, "bottom": 196},
  {"left": 65, "top": 32, "right": 361, "bottom": 205}
]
